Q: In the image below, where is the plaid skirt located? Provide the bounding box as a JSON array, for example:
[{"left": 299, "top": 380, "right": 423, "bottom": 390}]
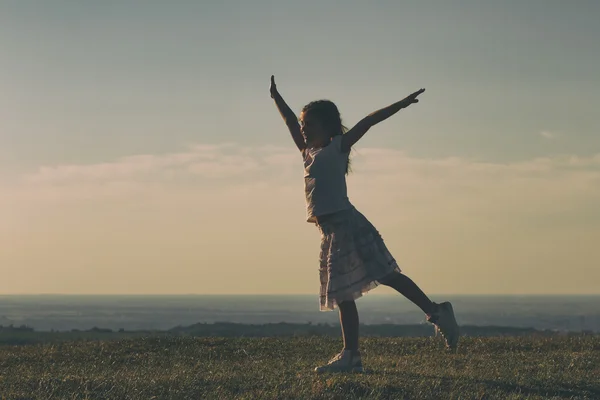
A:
[{"left": 316, "top": 207, "right": 402, "bottom": 311}]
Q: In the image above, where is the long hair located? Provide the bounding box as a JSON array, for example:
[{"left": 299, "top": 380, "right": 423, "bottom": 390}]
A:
[{"left": 301, "top": 100, "right": 352, "bottom": 174}]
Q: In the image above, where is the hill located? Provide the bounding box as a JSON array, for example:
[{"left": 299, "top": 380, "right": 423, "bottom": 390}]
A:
[
  {"left": 1, "top": 322, "right": 585, "bottom": 346},
  {"left": 1, "top": 336, "right": 599, "bottom": 399}
]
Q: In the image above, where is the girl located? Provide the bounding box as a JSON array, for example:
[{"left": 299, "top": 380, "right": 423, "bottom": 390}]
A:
[{"left": 269, "top": 75, "right": 459, "bottom": 373}]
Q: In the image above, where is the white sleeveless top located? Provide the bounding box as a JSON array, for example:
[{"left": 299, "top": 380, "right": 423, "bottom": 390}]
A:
[{"left": 303, "top": 135, "right": 353, "bottom": 223}]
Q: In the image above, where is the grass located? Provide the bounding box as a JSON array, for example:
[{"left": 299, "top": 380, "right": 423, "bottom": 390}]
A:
[{"left": 1, "top": 335, "right": 599, "bottom": 399}]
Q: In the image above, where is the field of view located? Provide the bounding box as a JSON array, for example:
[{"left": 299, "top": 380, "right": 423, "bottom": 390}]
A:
[{"left": 2, "top": 1, "right": 599, "bottom": 399}]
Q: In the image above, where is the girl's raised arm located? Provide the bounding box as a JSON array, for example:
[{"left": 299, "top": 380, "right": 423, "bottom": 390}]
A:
[
  {"left": 270, "top": 75, "right": 305, "bottom": 152},
  {"left": 341, "top": 88, "right": 425, "bottom": 153}
]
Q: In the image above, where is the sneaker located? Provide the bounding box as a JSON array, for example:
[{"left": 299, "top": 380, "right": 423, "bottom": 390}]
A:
[
  {"left": 314, "top": 349, "right": 364, "bottom": 373},
  {"left": 427, "top": 302, "right": 459, "bottom": 351}
]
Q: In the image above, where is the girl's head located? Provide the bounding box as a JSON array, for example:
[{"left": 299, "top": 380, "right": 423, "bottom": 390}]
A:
[
  {"left": 300, "top": 99, "right": 351, "bottom": 173},
  {"left": 299, "top": 100, "right": 347, "bottom": 148}
]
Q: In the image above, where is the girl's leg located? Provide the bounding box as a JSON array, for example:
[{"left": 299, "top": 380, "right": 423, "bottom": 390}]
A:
[
  {"left": 380, "top": 271, "right": 435, "bottom": 315},
  {"left": 381, "top": 271, "right": 460, "bottom": 351},
  {"left": 314, "top": 300, "right": 364, "bottom": 373},
  {"left": 338, "top": 300, "right": 359, "bottom": 351}
]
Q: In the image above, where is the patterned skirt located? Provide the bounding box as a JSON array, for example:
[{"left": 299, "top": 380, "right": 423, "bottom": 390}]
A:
[{"left": 316, "top": 206, "right": 402, "bottom": 311}]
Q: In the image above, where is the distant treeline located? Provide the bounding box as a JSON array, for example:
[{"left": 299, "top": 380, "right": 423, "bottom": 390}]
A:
[
  {"left": 1, "top": 322, "right": 597, "bottom": 346},
  {"left": 168, "top": 322, "right": 594, "bottom": 338}
]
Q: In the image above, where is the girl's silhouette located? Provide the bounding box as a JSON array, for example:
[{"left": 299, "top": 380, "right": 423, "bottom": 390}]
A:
[{"left": 270, "top": 75, "right": 459, "bottom": 373}]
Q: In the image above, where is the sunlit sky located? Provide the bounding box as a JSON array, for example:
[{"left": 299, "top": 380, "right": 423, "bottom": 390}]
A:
[{"left": 2, "top": 1, "right": 599, "bottom": 295}]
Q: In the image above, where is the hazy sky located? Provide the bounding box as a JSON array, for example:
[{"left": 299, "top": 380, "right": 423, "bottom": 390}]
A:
[{"left": 2, "top": 1, "right": 599, "bottom": 296}]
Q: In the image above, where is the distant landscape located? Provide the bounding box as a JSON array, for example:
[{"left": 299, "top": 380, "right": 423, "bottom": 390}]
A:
[
  {"left": 1, "top": 294, "right": 599, "bottom": 348},
  {"left": 2, "top": 295, "right": 599, "bottom": 399},
  {"left": 1, "top": 294, "right": 599, "bottom": 333}
]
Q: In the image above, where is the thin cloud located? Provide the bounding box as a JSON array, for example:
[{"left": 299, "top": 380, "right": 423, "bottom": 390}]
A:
[
  {"left": 539, "top": 130, "right": 559, "bottom": 139},
  {"left": 8, "top": 144, "right": 600, "bottom": 221},
  {"left": 17, "top": 143, "right": 600, "bottom": 189}
]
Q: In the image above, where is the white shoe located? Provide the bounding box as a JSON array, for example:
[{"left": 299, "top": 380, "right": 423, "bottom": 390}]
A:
[
  {"left": 427, "top": 302, "right": 460, "bottom": 351},
  {"left": 314, "top": 349, "right": 364, "bottom": 373}
]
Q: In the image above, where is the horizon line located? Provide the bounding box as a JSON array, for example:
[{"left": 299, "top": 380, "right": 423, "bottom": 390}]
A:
[{"left": 2, "top": 293, "right": 600, "bottom": 297}]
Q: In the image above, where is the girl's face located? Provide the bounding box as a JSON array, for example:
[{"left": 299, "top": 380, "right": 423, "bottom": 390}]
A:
[{"left": 299, "top": 112, "right": 331, "bottom": 148}]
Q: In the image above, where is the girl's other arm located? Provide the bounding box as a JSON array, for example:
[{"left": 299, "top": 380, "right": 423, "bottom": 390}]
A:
[
  {"left": 270, "top": 75, "right": 306, "bottom": 152},
  {"left": 341, "top": 88, "right": 425, "bottom": 153}
]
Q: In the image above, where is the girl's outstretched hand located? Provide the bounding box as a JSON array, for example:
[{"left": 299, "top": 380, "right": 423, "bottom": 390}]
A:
[
  {"left": 401, "top": 88, "right": 426, "bottom": 108},
  {"left": 270, "top": 75, "right": 278, "bottom": 98}
]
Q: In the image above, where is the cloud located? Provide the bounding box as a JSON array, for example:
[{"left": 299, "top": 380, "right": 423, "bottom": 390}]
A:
[
  {"left": 21, "top": 143, "right": 302, "bottom": 186},
  {"left": 3, "top": 143, "right": 600, "bottom": 295},
  {"left": 7, "top": 143, "right": 599, "bottom": 205},
  {"left": 4, "top": 143, "right": 599, "bottom": 232},
  {"left": 539, "top": 130, "right": 558, "bottom": 139}
]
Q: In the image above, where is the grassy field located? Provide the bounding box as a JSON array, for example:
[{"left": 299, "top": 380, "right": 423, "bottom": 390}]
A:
[{"left": 1, "top": 335, "right": 599, "bottom": 399}]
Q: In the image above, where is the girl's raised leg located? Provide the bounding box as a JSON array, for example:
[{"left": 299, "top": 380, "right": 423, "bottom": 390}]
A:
[
  {"left": 380, "top": 270, "right": 434, "bottom": 314},
  {"left": 380, "top": 270, "right": 459, "bottom": 350}
]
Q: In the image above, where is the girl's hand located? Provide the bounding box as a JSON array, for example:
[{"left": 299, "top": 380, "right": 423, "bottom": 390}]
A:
[
  {"left": 341, "top": 87, "right": 425, "bottom": 151},
  {"left": 401, "top": 88, "right": 425, "bottom": 107},
  {"left": 270, "top": 75, "right": 278, "bottom": 98}
]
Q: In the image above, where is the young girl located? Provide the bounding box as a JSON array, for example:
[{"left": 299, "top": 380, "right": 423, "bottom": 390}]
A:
[{"left": 269, "top": 75, "right": 459, "bottom": 373}]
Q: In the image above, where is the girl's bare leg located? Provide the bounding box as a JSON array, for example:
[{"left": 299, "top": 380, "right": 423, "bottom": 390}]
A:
[
  {"left": 380, "top": 271, "right": 435, "bottom": 315},
  {"left": 338, "top": 300, "right": 359, "bottom": 351}
]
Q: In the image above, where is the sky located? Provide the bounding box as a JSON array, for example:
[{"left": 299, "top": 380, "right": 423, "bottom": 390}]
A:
[{"left": 1, "top": 0, "right": 599, "bottom": 296}]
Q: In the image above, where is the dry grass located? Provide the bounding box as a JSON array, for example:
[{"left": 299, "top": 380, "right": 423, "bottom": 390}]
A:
[{"left": 1, "top": 335, "right": 599, "bottom": 399}]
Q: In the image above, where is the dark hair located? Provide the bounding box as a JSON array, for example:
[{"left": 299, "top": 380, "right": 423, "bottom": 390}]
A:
[{"left": 301, "top": 100, "right": 352, "bottom": 174}]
